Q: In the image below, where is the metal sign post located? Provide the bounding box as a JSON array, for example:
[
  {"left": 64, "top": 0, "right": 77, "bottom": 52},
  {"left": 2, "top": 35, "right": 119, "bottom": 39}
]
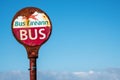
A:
[{"left": 12, "top": 7, "right": 52, "bottom": 80}]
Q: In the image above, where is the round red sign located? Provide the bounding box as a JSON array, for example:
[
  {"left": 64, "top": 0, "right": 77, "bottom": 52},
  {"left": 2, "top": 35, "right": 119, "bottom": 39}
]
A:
[{"left": 12, "top": 7, "right": 52, "bottom": 47}]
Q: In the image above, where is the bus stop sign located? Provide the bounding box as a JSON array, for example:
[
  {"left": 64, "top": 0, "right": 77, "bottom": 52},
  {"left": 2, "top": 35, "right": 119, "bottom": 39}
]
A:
[
  {"left": 12, "top": 7, "right": 52, "bottom": 80},
  {"left": 12, "top": 7, "right": 52, "bottom": 47}
]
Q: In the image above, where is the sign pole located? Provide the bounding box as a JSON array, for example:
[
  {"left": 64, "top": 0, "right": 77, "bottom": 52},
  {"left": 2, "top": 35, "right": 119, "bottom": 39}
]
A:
[
  {"left": 26, "top": 46, "right": 39, "bottom": 80},
  {"left": 29, "top": 57, "right": 37, "bottom": 80}
]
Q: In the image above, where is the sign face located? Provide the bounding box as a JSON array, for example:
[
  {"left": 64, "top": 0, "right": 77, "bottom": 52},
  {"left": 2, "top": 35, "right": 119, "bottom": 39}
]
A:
[{"left": 12, "top": 7, "right": 52, "bottom": 47}]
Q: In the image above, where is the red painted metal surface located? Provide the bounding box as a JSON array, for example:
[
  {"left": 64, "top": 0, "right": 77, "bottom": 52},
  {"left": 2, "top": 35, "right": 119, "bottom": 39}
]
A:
[{"left": 13, "top": 27, "right": 51, "bottom": 46}]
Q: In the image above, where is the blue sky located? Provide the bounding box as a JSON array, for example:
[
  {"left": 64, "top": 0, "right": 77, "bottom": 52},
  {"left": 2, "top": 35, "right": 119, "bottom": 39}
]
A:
[{"left": 0, "top": 0, "right": 120, "bottom": 72}]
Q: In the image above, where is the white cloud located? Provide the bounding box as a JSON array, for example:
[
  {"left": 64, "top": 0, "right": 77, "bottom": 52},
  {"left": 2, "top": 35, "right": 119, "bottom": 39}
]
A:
[{"left": 0, "top": 68, "right": 120, "bottom": 80}]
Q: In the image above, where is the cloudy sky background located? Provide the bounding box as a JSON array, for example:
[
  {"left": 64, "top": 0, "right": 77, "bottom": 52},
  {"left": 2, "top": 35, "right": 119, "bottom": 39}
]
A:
[
  {"left": 1, "top": 0, "right": 120, "bottom": 80},
  {"left": 1, "top": 68, "right": 120, "bottom": 80}
]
